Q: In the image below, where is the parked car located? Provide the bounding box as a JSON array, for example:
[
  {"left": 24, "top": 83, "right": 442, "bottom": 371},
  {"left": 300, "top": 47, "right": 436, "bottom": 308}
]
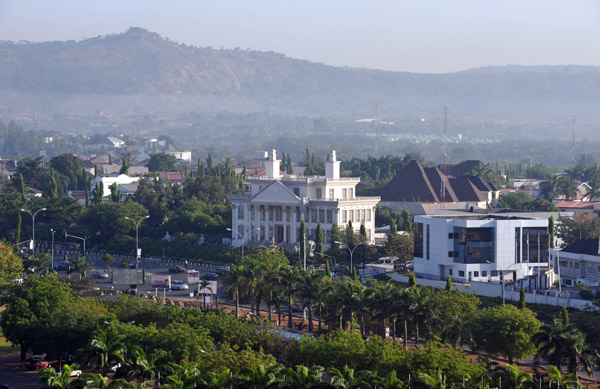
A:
[
  {"left": 92, "top": 271, "right": 109, "bottom": 279},
  {"left": 27, "top": 360, "right": 50, "bottom": 370},
  {"left": 57, "top": 261, "right": 71, "bottom": 271},
  {"left": 279, "top": 302, "right": 304, "bottom": 313},
  {"left": 168, "top": 265, "right": 186, "bottom": 273},
  {"left": 170, "top": 280, "right": 189, "bottom": 290},
  {"left": 203, "top": 272, "right": 219, "bottom": 281},
  {"left": 69, "top": 369, "right": 82, "bottom": 377}
]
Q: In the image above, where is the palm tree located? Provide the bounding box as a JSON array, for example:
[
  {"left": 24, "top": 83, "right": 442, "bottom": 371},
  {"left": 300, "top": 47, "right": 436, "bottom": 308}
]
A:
[
  {"left": 222, "top": 264, "right": 244, "bottom": 318},
  {"left": 162, "top": 362, "right": 203, "bottom": 389},
  {"left": 366, "top": 280, "right": 396, "bottom": 338},
  {"left": 379, "top": 371, "right": 405, "bottom": 389},
  {"left": 559, "top": 176, "right": 579, "bottom": 200},
  {"left": 279, "top": 265, "right": 302, "bottom": 328},
  {"left": 442, "top": 315, "right": 474, "bottom": 349},
  {"left": 585, "top": 177, "right": 600, "bottom": 201},
  {"left": 334, "top": 281, "right": 365, "bottom": 332},
  {"left": 197, "top": 279, "right": 213, "bottom": 311},
  {"left": 206, "top": 369, "right": 234, "bottom": 389},
  {"left": 311, "top": 277, "right": 333, "bottom": 333},
  {"left": 91, "top": 322, "right": 127, "bottom": 375},
  {"left": 490, "top": 364, "right": 534, "bottom": 389},
  {"left": 73, "top": 372, "right": 135, "bottom": 389},
  {"left": 283, "top": 365, "right": 324, "bottom": 388},
  {"left": 38, "top": 365, "right": 73, "bottom": 388},
  {"left": 125, "top": 345, "right": 167, "bottom": 385},
  {"left": 540, "top": 174, "right": 561, "bottom": 201},
  {"left": 544, "top": 365, "right": 580, "bottom": 388},
  {"left": 70, "top": 255, "right": 94, "bottom": 279},
  {"left": 328, "top": 365, "right": 377, "bottom": 389},
  {"left": 238, "top": 364, "right": 285, "bottom": 388},
  {"left": 296, "top": 271, "right": 324, "bottom": 332},
  {"left": 405, "top": 287, "right": 441, "bottom": 344}
]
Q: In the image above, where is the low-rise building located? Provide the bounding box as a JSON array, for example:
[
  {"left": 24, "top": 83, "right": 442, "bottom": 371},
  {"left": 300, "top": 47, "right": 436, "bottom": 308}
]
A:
[
  {"left": 413, "top": 213, "right": 549, "bottom": 285},
  {"left": 550, "top": 239, "right": 600, "bottom": 287}
]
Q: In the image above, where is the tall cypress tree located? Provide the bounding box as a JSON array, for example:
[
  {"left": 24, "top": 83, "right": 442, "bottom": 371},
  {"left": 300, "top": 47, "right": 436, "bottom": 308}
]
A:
[
  {"left": 445, "top": 275, "right": 452, "bottom": 291},
  {"left": 518, "top": 285, "right": 526, "bottom": 309},
  {"left": 119, "top": 157, "right": 129, "bottom": 175},
  {"left": 299, "top": 219, "right": 307, "bottom": 262},
  {"left": 548, "top": 215, "right": 555, "bottom": 248},
  {"left": 85, "top": 187, "right": 90, "bottom": 206},
  {"left": 389, "top": 219, "right": 397, "bottom": 236},
  {"left": 287, "top": 154, "right": 293, "bottom": 174},
  {"left": 206, "top": 153, "right": 213, "bottom": 175},
  {"left": 400, "top": 208, "right": 412, "bottom": 232},
  {"left": 315, "top": 222, "right": 324, "bottom": 258},
  {"left": 45, "top": 169, "right": 58, "bottom": 198},
  {"left": 15, "top": 212, "right": 22, "bottom": 244}
]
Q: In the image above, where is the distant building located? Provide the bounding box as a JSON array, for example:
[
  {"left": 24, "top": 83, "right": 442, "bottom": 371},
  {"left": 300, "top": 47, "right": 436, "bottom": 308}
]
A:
[
  {"left": 87, "top": 135, "right": 125, "bottom": 150},
  {"left": 551, "top": 238, "right": 600, "bottom": 287},
  {"left": 90, "top": 174, "right": 139, "bottom": 198},
  {"left": 378, "top": 160, "right": 498, "bottom": 215},
  {"left": 413, "top": 213, "right": 549, "bottom": 285},
  {"left": 228, "top": 150, "right": 380, "bottom": 251}
]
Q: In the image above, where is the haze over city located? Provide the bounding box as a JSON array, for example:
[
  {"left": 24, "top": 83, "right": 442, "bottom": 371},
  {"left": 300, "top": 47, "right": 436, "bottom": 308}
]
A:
[{"left": 1, "top": 0, "right": 599, "bottom": 73}]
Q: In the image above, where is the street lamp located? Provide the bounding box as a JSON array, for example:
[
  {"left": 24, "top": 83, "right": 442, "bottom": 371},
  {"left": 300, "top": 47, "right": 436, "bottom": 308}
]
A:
[
  {"left": 65, "top": 231, "right": 86, "bottom": 257},
  {"left": 486, "top": 261, "right": 522, "bottom": 304},
  {"left": 227, "top": 227, "right": 260, "bottom": 258},
  {"left": 50, "top": 229, "right": 56, "bottom": 271},
  {"left": 334, "top": 241, "right": 368, "bottom": 275},
  {"left": 20, "top": 208, "right": 46, "bottom": 254},
  {"left": 125, "top": 215, "right": 149, "bottom": 269}
]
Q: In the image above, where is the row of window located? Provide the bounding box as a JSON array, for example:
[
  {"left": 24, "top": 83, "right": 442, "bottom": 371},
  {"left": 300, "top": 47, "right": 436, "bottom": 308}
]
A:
[
  {"left": 237, "top": 205, "right": 372, "bottom": 225},
  {"left": 448, "top": 269, "right": 500, "bottom": 278},
  {"left": 293, "top": 187, "right": 354, "bottom": 199},
  {"left": 235, "top": 225, "right": 372, "bottom": 242},
  {"left": 340, "top": 208, "right": 372, "bottom": 224}
]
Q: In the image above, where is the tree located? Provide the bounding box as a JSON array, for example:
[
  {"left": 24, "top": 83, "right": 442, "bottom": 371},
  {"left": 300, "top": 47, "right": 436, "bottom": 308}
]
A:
[
  {"left": 14, "top": 173, "right": 26, "bottom": 201},
  {"left": 93, "top": 182, "right": 104, "bottom": 204},
  {"left": 408, "top": 273, "right": 416, "bottom": 287},
  {"left": 299, "top": 219, "right": 306, "bottom": 260},
  {"left": 544, "top": 365, "right": 580, "bottom": 388},
  {"left": 389, "top": 219, "right": 397, "bottom": 236},
  {"left": 119, "top": 157, "right": 129, "bottom": 175},
  {"left": 471, "top": 305, "right": 541, "bottom": 364},
  {"left": 399, "top": 208, "right": 412, "bottom": 232},
  {"left": 556, "top": 214, "right": 600, "bottom": 247},
  {"left": 497, "top": 191, "right": 558, "bottom": 211},
  {"left": 445, "top": 275, "right": 452, "bottom": 291},
  {"left": 518, "top": 285, "right": 526, "bottom": 309},
  {"left": 222, "top": 264, "right": 244, "bottom": 319},
  {"left": 69, "top": 256, "right": 94, "bottom": 279},
  {"left": 15, "top": 212, "right": 22, "bottom": 245},
  {"left": 39, "top": 364, "right": 76, "bottom": 388},
  {"left": 0, "top": 241, "right": 24, "bottom": 289},
  {"left": 91, "top": 322, "right": 127, "bottom": 375},
  {"left": 102, "top": 253, "right": 115, "bottom": 268},
  {"left": 146, "top": 153, "right": 177, "bottom": 172},
  {"left": 540, "top": 175, "right": 561, "bottom": 202},
  {"left": 559, "top": 175, "right": 579, "bottom": 201},
  {"left": 315, "top": 222, "right": 324, "bottom": 258},
  {"left": 50, "top": 154, "right": 85, "bottom": 191},
  {"left": 125, "top": 345, "right": 166, "bottom": 385},
  {"left": 44, "top": 169, "right": 59, "bottom": 198}
]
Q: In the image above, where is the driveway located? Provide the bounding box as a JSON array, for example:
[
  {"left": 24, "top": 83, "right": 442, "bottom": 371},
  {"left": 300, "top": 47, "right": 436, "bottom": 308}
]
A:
[{"left": 0, "top": 351, "right": 40, "bottom": 388}]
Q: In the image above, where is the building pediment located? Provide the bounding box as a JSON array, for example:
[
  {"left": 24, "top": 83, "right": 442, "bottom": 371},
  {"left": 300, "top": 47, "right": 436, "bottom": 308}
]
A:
[{"left": 251, "top": 181, "right": 301, "bottom": 204}]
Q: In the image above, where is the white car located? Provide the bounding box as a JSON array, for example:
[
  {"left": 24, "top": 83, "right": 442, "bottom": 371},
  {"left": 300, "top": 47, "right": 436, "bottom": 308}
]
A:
[
  {"left": 170, "top": 280, "right": 189, "bottom": 291},
  {"left": 70, "top": 369, "right": 82, "bottom": 377}
]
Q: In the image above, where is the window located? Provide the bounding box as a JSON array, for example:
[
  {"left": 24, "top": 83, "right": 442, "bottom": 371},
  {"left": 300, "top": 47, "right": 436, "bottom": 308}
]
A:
[
  {"left": 491, "top": 270, "right": 498, "bottom": 277},
  {"left": 268, "top": 226, "right": 273, "bottom": 239},
  {"left": 238, "top": 205, "right": 245, "bottom": 220},
  {"left": 319, "top": 209, "right": 325, "bottom": 222},
  {"left": 286, "top": 207, "right": 290, "bottom": 222},
  {"left": 459, "top": 270, "right": 465, "bottom": 277},
  {"left": 414, "top": 223, "right": 423, "bottom": 258},
  {"left": 361, "top": 209, "right": 365, "bottom": 222},
  {"left": 518, "top": 227, "right": 549, "bottom": 263},
  {"left": 474, "top": 271, "right": 479, "bottom": 277},
  {"left": 251, "top": 205, "right": 255, "bottom": 220},
  {"left": 311, "top": 209, "right": 317, "bottom": 223},
  {"left": 573, "top": 262, "right": 580, "bottom": 269},
  {"left": 448, "top": 269, "right": 453, "bottom": 276},
  {"left": 367, "top": 229, "right": 371, "bottom": 240},
  {"left": 426, "top": 224, "right": 430, "bottom": 260},
  {"left": 296, "top": 207, "right": 300, "bottom": 222},
  {"left": 260, "top": 206, "right": 265, "bottom": 221},
  {"left": 453, "top": 227, "right": 495, "bottom": 264},
  {"left": 448, "top": 233, "right": 453, "bottom": 239},
  {"left": 348, "top": 188, "right": 353, "bottom": 198},
  {"left": 268, "top": 206, "right": 273, "bottom": 221},
  {"left": 448, "top": 251, "right": 454, "bottom": 257},
  {"left": 275, "top": 207, "right": 282, "bottom": 221},
  {"left": 293, "top": 187, "right": 300, "bottom": 196},
  {"left": 316, "top": 188, "right": 322, "bottom": 199},
  {"left": 237, "top": 225, "right": 244, "bottom": 238},
  {"left": 329, "top": 189, "right": 334, "bottom": 199},
  {"left": 342, "top": 189, "right": 347, "bottom": 199},
  {"left": 482, "top": 271, "right": 487, "bottom": 277},
  {"left": 327, "top": 210, "right": 333, "bottom": 223},
  {"left": 342, "top": 210, "right": 348, "bottom": 224},
  {"left": 349, "top": 210, "right": 354, "bottom": 223},
  {"left": 367, "top": 209, "right": 372, "bottom": 222},
  {"left": 260, "top": 226, "right": 265, "bottom": 240},
  {"left": 305, "top": 208, "right": 309, "bottom": 221}
]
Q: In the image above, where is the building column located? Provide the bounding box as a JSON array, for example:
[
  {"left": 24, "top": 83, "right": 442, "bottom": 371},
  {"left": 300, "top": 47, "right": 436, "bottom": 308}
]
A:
[{"left": 283, "top": 207, "right": 288, "bottom": 243}]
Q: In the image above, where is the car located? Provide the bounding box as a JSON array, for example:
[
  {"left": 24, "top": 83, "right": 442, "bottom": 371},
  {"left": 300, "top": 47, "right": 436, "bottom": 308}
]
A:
[
  {"left": 203, "top": 272, "right": 219, "bottom": 281},
  {"left": 279, "top": 302, "right": 304, "bottom": 313},
  {"left": 57, "top": 261, "right": 71, "bottom": 271},
  {"left": 170, "top": 280, "right": 189, "bottom": 290},
  {"left": 27, "top": 360, "right": 50, "bottom": 370},
  {"left": 92, "top": 271, "right": 109, "bottom": 279},
  {"left": 168, "top": 265, "right": 186, "bottom": 273},
  {"left": 70, "top": 369, "right": 82, "bottom": 377},
  {"left": 107, "top": 363, "right": 122, "bottom": 372}
]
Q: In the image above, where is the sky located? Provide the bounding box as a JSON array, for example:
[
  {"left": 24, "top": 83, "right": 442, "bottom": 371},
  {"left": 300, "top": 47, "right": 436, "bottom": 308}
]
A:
[{"left": 1, "top": 0, "right": 599, "bottom": 73}]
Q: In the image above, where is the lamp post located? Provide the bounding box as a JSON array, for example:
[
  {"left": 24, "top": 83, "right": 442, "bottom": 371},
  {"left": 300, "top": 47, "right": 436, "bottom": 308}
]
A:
[
  {"left": 20, "top": 208, "right": 46, "bottom": 254},
  {"left": 50, "top": 229, "right": 56, "bottom": 271},
  {"left": 125, "top": 215, "right": 149, "bottom": 269},
  {"left": 65, "top": 231, "right": 86, "bottom": 257},
  {"left": 487, "top": 261, "right": 521, "bottom": 304},
  {"left": 227, "top": 227, "right": 260, "bottom": 259},
  {"left": 334, "top": 241, "right": 368, "bottom": 275}
]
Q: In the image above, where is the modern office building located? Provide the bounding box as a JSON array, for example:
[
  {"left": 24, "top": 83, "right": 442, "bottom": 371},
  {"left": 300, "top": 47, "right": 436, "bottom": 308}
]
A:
[
  {"left": 413, "top": 213, "right": 549, "bottom": 284},
  {"left": 228, "top": 149, "right": 380, "bottom": 250}
]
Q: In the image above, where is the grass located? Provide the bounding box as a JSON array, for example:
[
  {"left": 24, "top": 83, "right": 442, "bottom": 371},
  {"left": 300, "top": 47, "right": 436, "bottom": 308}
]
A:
[{"left": 0, "top": 332, "right": 17, "bottom": 354}]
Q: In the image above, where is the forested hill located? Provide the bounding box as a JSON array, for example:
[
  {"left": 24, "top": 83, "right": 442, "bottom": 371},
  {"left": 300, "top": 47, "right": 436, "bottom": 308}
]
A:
[{"left": 1, "top": 27, "right": 600, "bottom": 119}]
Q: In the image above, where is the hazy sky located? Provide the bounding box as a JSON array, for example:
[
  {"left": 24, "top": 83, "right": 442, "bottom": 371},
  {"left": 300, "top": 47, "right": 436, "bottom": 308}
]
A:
[{"left": 1, "top": 0, "right": 599, "bottom": 73}]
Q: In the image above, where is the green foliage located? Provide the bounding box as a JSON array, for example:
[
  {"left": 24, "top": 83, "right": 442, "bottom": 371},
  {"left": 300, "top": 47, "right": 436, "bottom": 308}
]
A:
[
  {"left": 471, "top": 305, "right": 541, "bottom": 363},
  {"left": 556, "top": 214, "right": 600, "bottom": 247},
  {"left": 445, "top": 275, "right": 452, "bottom": 291},
  {"left": 146, "top": 153, "right": 177, "bottom": 172},
  {"left": 549, "top": 215, "right": 555, "bottom": 248},
  {"left": 497, "top": 191, "right": 558, "bottom": 211},
  {"left": 408, "top": 273, "right": 416, "bottom": 287},
  {"left": 518, "top": 285, "right": 526, "bottom": 309},
  {"left": 0, "top": 241, "right": 23, "bottom": 289}
]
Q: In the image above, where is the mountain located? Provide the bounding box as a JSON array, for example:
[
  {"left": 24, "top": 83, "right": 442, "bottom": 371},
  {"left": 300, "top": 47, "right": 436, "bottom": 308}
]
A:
[{"left": 1, "top": 27, "right": 600, "bottom": 134}]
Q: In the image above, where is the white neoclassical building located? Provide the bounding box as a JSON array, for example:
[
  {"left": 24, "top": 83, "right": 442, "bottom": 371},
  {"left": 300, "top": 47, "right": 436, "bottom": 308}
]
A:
[{"left": 228, "top": 150, "right": 380, "bottom": 250}]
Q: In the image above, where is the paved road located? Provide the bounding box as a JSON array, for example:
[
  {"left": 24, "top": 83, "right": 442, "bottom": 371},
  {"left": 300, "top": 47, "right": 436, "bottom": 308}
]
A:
[{"left": 0, "top": 351, "right": 40, "bottom": 388}]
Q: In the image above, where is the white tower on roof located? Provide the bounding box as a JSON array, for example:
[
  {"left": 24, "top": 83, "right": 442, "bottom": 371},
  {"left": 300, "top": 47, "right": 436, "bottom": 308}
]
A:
[
  {"left": 326, "top": 150, "right": 340, "bottom": 179},
  {"left": 265, "top": 149, "right": 281, "bottom": 179}
]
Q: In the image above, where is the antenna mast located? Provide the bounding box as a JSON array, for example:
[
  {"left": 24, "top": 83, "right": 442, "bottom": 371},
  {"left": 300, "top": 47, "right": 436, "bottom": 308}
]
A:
[{"left": 441, "top": 107, "right": 448, "bottom": 205}]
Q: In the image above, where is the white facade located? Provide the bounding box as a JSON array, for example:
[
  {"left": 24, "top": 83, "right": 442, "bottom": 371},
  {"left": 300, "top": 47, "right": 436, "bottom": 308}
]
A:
[
  {"left": 228, "top": 150, "right": 380, "bottom": 250},
  {"left": 166, "top": 150, "right": 192, "bottom": 162},
  {"left": 414, "top": 214, "right": 549, "bottom": 284},
  {"left": 90, "top": 174, "right": 140, "bottom": 198}
]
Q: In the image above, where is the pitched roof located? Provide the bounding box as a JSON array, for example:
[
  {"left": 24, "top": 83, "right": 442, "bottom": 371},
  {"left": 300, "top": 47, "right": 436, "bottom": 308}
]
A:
[
  {"left": 563, "top": 238, "right": 600, "bottom": 256},
  {"left": 443, "top": 160, "right": 484, "bottom": 177},
  {"left": 379, "top": 160, "right": 489, "bottom": 203},
  {"left": 555, "top": 200, "right": 596, "bottom": 209}
]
